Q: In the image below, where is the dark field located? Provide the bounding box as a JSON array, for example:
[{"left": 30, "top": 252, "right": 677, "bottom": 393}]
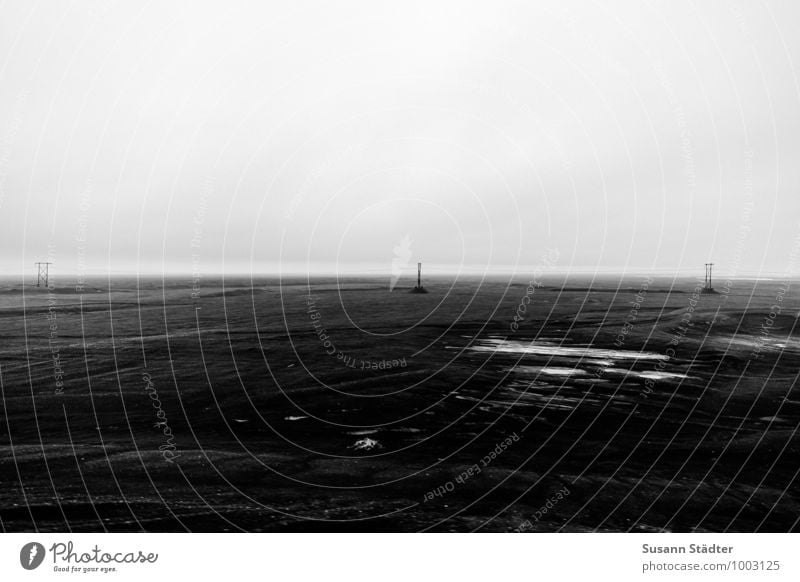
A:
[{"left": 1, "top": 274, "right": 798, "bottom": 532}]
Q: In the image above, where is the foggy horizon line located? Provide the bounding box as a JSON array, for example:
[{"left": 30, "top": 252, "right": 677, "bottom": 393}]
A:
[{"left": 1, "top": 268, "right": 794, "bottom": 280}]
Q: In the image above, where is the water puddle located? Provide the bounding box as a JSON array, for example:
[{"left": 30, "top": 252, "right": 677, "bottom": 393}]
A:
[{"left": 471, "top": 338, "right": 668, "bottom": 361}]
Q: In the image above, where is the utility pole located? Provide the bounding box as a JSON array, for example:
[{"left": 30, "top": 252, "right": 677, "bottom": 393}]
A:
[
  {"left": 35, "top": 262, "right": 52, "bottom": 288},
  {"left": 704, "top": 263, "right": 714, "bottom": 292},
  {"left": 410, "top": 261, "right": 428, "bottom": 294}
]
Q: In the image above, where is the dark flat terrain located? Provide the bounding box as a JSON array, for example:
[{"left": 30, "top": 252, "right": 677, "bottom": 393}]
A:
[{"left": 1, "top": 275, "right": 798, "bottom": 532}]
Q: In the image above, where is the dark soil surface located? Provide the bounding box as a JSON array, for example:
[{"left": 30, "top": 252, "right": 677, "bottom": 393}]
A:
[{"left": 1, "top": 275, "right": 798, "bottom": 532}]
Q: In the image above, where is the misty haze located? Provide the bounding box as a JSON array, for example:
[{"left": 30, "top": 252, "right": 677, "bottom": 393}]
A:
[{"left": 1, "top": 1, "right": 799, "bottom": 533}]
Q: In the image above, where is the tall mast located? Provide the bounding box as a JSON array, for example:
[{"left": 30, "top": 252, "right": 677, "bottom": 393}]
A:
[
  {"left": 703, "top": 262, "right": 715, "bottom": 293},
  {"left": 35, "top": 262, "right": 52, "bottom": 288}
]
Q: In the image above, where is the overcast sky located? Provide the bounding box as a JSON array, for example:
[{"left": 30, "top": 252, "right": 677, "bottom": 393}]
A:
[{"left": 1, "top": 0, "right": 799, "bottom": 278}]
